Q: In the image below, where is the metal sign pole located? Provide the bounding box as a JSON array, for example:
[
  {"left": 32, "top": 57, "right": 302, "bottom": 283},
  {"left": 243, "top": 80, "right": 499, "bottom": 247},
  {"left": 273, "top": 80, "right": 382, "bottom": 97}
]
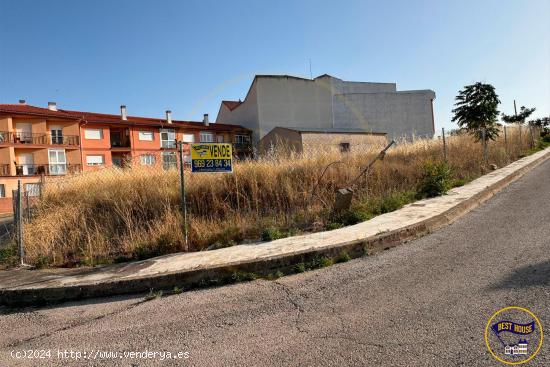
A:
[
  {"left": 442, "top": 127, "right": 447, "bottom": 162},
  {"left": 178, "top": 141, "right": 189, "bottom": 251},
  {"left": 481, "top": 127, "right": 488, "bottom": 166},
  {"left": 17, "top": 180, "right": 24, "bottom": 266},
  {"left": 504, "top": 126, "right": 508, "bottom": 157}
]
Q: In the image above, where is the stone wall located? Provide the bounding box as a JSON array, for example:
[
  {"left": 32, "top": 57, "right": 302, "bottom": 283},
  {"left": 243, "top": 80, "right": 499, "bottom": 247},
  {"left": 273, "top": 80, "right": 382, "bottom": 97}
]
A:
[{"left": 300, "top": 132, "right": 387, "bottom": 155}]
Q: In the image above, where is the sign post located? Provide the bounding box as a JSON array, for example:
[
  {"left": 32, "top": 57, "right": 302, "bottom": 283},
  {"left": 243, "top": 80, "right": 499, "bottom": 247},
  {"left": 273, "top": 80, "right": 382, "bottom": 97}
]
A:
[
  {"left": 17, "top": 180, "right": 24, "bottom": 266},
  {"left": 177, "top": 141, "right": 189, "bottom": 251},
  {"left": 190, "top": 143, "right": 233, "bottom": 173}
]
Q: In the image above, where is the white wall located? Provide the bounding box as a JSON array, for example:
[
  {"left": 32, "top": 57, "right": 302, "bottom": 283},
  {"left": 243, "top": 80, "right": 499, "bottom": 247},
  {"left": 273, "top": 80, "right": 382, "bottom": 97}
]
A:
[
  {"left": 332, "top": 90, "right": 435, "bottom": 139},
  {"left": 216, "top": 74, "right": 436, "bottom": 143},
  {"left": 255, "top": 76, "right": 333, "bottom": 140},
  {"left": 216, "top": 79, "right": 261, "bottom": 141},
  {"left": 330, "top": 77, "right": 397, "bottom": 94}
]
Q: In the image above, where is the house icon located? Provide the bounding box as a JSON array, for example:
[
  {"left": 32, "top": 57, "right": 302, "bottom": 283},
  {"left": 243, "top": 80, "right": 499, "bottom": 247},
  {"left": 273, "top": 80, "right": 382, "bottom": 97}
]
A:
[{"left": 504, "top": 339, "right": 528, "bottom": 356}]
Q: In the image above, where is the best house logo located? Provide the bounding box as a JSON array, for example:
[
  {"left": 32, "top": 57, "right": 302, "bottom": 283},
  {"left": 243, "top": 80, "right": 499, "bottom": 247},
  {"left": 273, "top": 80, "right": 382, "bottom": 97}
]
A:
[{"left": 485, "top": 306, "right": 544, "bottom": 365}]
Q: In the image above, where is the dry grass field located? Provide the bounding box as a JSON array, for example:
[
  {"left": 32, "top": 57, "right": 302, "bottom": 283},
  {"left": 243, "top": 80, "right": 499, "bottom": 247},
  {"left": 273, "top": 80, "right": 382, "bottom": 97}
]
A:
[{"left": 16, "top": 127, "right": 543, "bottom": 267}]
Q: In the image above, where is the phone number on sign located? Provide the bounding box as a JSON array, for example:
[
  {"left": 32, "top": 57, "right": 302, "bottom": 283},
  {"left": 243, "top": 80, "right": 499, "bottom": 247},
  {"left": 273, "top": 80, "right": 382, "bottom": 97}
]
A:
[{"left": 193, "top": 159, "right": 232, "bottom": 168}]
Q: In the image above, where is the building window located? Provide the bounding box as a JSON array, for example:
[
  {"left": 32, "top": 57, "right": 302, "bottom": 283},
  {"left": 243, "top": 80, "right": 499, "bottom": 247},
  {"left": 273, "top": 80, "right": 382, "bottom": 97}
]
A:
[
  {"left": 161, "top": 152, "right": 177, "bottom": 170},
  {"left": 0, "top": 184, "right": 5, "bottom": 198},
  {"left": 340, "top": 142, "right": 350, "bottom": 153},
  {"left": 25, "top": 183, "right": 41, "bottom": 197},
  {"left": 138, "top": 131, "right": 154, "bottom": 141},
  {"left": 160, "top": 128, "right": 176, "bottom": 148},
  {"left": 48, "top": 149, "right": 67, "bottom": 175},
  {"left": 140, "top": 154, "right": 156, "bottom": 166},
  {"left": 200, "top": 132, "right": 214, "bottom": 143},
  {"left": 15, "top": 123, "right": 32, "bottom": 143},
  {"left": 217, "top": 135, "right": 224, "bottom": 143},
  {"left": 182, "top": 134, "right": 195, "bottom": 143},
  {"left": 86, "top": 155, "right": 104, "bottom": 166},
  {"left": 234, "top": 135, "right": 250, "bottom": 144},
  {"left": 84, "top": 128, "right": 103, "bottom": 140},
  {"left": 50, "top": 125, "right": 63, "bottom": 144}
]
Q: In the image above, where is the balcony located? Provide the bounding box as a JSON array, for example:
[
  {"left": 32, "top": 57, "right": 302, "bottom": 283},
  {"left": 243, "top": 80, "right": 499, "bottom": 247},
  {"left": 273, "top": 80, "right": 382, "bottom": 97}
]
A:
[
  {"left": 14, "top": 164, "right": 82, "bottom": 176},
  {"left": 0, "top": 132, "right": 79, "bottom": 146},
  {"left": 161, "top": 140, "right": 177, "bottom": 149},
  {"left": 50, "top": 134, "right": 79, "bottom": 146},
  {"left": 0, "top": 164, "right": 10, "bottom": 176},
  {"left": 110, "top": 129, "right": 131, "bottom": 149},
  {"left": 233, "top": 142, "right": 252, "bottom": 150}
]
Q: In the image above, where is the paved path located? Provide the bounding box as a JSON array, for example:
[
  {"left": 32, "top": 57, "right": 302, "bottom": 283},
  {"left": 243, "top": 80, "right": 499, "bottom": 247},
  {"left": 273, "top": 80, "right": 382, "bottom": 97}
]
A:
[{"left": 1, "top": 159, "right": 549, "bottom": 366}]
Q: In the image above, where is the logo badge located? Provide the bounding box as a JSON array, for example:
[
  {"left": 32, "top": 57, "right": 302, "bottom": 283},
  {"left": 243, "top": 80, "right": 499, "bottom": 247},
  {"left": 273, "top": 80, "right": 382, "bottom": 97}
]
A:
[{"left": 485, "top": 306, "right": 543, "bottom": 365}]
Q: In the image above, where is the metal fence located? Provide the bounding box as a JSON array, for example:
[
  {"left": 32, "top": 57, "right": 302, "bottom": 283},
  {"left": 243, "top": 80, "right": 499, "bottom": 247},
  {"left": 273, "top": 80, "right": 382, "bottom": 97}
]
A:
[{"left": 439, "top": 124, "right": 542, "bottom": 167}]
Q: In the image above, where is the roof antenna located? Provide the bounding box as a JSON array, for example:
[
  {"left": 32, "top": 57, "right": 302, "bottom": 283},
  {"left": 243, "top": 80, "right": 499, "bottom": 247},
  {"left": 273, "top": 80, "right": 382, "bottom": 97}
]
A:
[{"left": 309, "top": 58, "right": 313, "bottom": 79}]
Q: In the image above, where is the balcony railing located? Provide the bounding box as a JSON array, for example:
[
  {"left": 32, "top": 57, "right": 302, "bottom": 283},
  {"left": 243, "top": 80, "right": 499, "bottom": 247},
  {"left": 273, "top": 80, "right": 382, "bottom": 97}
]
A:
[
  {"left": 50, "top": 134, "right": 79, "bottom": 146},
  {"left": 0, "top": 132, "right": 79, "bottom": 146},
  {"left": 110, "top": 136, "right": 131, "bottom": 148},
  {"left": 14, "top": 164, "right": 82, "bottom": 176},
  {"left": 0, "top": 164, "right": 10, "bottom": 176},
  {"left": 161, "top": 140, "right": 177, "bottom": 149},
  {"left": 233, "top": 142, "right": 252, "bottom": 151}
]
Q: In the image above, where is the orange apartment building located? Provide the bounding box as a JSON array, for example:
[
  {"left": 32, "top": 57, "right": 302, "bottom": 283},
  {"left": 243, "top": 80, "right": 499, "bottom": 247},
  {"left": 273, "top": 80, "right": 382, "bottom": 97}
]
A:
[{"left": 0, "top": 101, "right": 252, "bottom": 213}]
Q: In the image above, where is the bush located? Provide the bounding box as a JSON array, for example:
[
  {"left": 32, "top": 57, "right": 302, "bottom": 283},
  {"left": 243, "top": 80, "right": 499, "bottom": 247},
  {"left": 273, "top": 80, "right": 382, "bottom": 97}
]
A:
[
  {"left": 319, "top": 256, "right": 333, "bottom": 267},
  {"left": 231, "top": 271, "right": 258, "bottom": 282},
  {"left": 417, "top": 161, "right": 453, "bottom": 198},
  {"left": 0, "top": 243, "right": 18, "bottom": 268},
  {"left": 336, "top": 208, "right": 372, "bottom": 226},
  {"left": 375, "top": 191, "right": 417, "bottom": 214},
  {"left": 261, "top": 227, "right": 284, "bottom": 241},
  {"left": 295, "top": 262, "right": 306, "bottom": 273},
  {"left": 336, "top": 250, "right": 352, "bottom": 263},
  {"left": 325, "top": 222, "right": 344, "bottom": 230},
  {"left": 451, "top": 178, "right": 469, "bottom": 188}
]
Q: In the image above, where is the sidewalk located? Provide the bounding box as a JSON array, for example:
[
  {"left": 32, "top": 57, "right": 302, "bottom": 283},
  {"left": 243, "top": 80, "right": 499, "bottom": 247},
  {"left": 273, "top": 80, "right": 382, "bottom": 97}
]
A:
[{"left": 1, "top": 147, "right": 549, "bottom": 306}]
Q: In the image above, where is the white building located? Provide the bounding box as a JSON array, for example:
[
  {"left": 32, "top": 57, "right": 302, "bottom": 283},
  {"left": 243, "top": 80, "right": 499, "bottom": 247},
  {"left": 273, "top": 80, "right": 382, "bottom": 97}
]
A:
[{"left": 216, "top": 74, "right": 436, "bottom": 144}]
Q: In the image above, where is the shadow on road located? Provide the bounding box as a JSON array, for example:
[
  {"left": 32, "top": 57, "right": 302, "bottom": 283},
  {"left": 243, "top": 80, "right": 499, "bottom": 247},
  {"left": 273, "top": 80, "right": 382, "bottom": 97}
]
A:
[
  {"left": 488, "top": 260, "right": 550, "bottom": 290},
  {"left": 0, "top": 292, "right": 146, "bottom": 316}
]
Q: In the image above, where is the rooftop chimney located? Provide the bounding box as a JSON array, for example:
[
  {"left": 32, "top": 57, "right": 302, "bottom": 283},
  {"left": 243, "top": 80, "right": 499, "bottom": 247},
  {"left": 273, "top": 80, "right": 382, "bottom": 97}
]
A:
[
  {"left": 166, "top": 110, "right": 172, "bottom": 124},
  {"left": 203, "top": 113, "right": 209, "bottom": 126},
  {"left": 18, "top": 99, "right": 26, "bottom": 105},
  {"left": 48, "top": 102, "right": 57, "bottom": 111},
  {"left": 120, "top": 105, "right": 127, "bottom": 121}
]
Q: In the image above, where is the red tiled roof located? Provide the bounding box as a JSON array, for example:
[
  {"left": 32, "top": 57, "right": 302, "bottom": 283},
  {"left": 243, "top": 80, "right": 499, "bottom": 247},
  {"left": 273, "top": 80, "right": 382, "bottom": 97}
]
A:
[
  {"left": 0, "top": 104, "right": 248, "bottom": 132},
  {"left": 222, "top": 100, "right": 242, "bottom": 111},
  {"left": 0, "top": 104, "right": 79, "bottom": 119}
]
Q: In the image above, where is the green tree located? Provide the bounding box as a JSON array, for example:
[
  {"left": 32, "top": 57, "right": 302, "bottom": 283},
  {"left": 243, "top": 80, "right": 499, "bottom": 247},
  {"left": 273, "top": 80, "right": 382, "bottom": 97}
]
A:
[
  {"left": 529, "top": 116, "right": 550, "bottom": 135},
  {"left": 502, "top": 106, "right": 536, "bottom": 125},
  {"left": 451, "top": 82, "right": 501, "bottom": 141}
]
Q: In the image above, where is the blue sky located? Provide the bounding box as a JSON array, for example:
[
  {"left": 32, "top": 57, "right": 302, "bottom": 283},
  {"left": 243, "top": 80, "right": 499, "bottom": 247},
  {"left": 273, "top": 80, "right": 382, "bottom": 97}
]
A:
[{"left": 0, "top": 0, "right": 548, "bottom": 133}]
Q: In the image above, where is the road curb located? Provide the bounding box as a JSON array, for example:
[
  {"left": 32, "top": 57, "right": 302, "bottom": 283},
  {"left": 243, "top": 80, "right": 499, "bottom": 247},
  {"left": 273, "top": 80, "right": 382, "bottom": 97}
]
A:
[{"left": 2, "top": 148, "right": 550, "bottom": 307}]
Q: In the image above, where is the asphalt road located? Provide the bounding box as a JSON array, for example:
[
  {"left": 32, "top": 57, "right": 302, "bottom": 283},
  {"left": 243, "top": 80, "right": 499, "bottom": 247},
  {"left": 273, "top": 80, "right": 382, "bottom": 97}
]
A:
[{"left": 1, "top": 159, "right": 549, "bottom": 367}]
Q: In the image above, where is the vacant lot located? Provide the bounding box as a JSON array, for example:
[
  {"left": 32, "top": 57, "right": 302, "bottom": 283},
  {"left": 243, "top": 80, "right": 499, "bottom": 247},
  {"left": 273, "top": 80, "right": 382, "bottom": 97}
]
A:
[{"left": 9, "top": 127, "right": 546, "bottom": 267}]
